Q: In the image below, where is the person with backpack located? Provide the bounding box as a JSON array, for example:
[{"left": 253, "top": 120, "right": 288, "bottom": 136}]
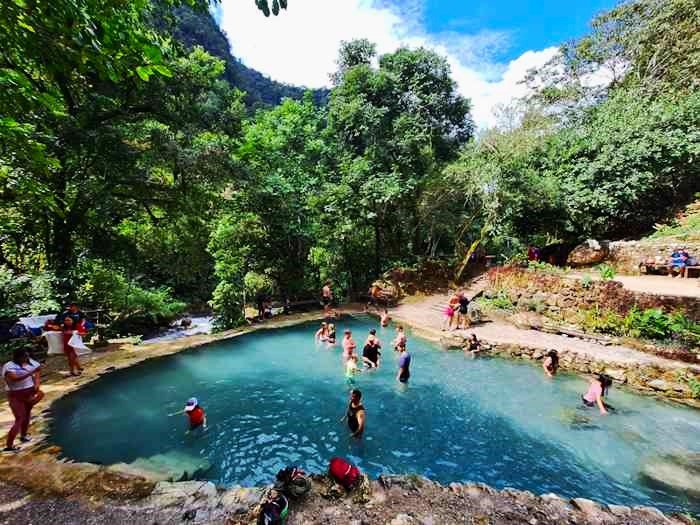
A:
[{"left": 340, "top": 389, "right": 365, "bottom": 438}]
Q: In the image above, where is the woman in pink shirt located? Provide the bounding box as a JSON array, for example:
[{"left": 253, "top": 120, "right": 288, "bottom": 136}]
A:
[{"left": 582, "top": 374, "right": 613, "bottom": 414}]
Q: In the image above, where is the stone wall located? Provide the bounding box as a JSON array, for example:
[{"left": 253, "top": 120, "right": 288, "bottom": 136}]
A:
[
  {"left": 488, "top": 268, "right": 700, "bottom": 322},
  {"left": 439, "top": 332, "right": 699, "bottom": 405},
  {"left": 608, "top": 239, "right": 700, "bottom": 274}
]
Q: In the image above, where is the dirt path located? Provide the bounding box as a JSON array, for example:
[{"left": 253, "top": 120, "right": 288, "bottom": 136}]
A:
[
  {"left": 569, "top": 272, "right": 700, "bottom": 298},
  {"left": 389, "top": 289, "right": 700, "bottom": 373}
]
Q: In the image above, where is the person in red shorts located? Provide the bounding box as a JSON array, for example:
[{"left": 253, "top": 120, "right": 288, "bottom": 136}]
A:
[{"left": 184, "top": 397, "right": 207, "bottom": 431}]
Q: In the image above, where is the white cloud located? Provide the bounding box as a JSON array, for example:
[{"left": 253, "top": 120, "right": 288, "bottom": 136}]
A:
[{"left": 218, "top": 0, "right": 558, "bottom": 129}]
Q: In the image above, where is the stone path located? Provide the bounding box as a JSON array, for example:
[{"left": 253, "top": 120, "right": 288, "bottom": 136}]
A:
[
  {"left": 389, "top": 287, "right": 700, "bottom": 373},
  {"left": 569, "top": 272, "right": 700, "bottom": 298}
]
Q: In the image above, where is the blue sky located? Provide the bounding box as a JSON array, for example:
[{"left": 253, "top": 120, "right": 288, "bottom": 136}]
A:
[
  {"left": 422, "top": 0, "right": 617, "bottom": 62},
  {"left": 217, "top": 0, "right": 619, "bottom": 128}
]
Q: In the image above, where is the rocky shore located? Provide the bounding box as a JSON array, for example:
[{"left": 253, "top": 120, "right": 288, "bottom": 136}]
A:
[{"left": 0, "top": 474, "right": 694, "bottom": 525}]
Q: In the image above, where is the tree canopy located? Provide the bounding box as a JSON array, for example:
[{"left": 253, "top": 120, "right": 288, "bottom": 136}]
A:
[{"left": 1, "top": 0, "right": 698, "bottom": 332}]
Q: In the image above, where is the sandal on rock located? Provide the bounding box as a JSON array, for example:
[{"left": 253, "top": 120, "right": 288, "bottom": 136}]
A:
[
  {"left": 19, "top": 436, "right": 31, "bottom": 443},
  {"left": 3, "top": 446, "right": 20, "bottom": 453}
]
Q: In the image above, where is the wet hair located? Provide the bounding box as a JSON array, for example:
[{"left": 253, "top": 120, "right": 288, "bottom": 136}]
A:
[
  {"left": 351, "top": 389, "right": 362, "bottom": 400},
  {"left": 12, "top": 347, "right": 29, "bottom": 366},
  {"left": 547, "top": 350, "right": 559, "bottom": 369},
  {"left": 397, "top": 325, "right": 404, "bottom": 331},
  {"left": 469, "top": 333, "right": 478, "bottom": 341},
  {"left": 597, "top": 374, "right": 613, "bottom": 396},
  {"left": 369, "top": 329, "right": 376, "bottom": 335},
  {"left": 344, "top": 329, "right": 351, "bottom": 334}
]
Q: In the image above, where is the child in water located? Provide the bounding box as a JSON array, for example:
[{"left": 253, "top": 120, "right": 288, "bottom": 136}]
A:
[
  {"left": 345, "top": 354, "right": 360, "bottom": 384},
  {"left": 184, "top": 397, "right": 207, "bottom": 430},
  {"left": 542, "top": 350, "right": 559, "bottom": 377},
  {"left": 582, "top": 374, "right": 613, "bottom": 415},
  {"left": 315, "top": 322, "right": 329, "bottom": 342}
]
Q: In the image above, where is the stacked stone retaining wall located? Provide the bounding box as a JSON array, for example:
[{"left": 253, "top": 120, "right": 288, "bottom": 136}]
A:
[{"left": 608, "top": 239, "right": 700, "bottom": 274}]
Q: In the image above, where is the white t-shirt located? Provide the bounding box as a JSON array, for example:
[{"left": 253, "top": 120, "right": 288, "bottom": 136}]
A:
[{"left": 2, "top": 359, "right": 40, "bottom": 391}]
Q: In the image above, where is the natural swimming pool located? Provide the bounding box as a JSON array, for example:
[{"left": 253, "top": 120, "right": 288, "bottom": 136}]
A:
[{"left": 50, "top": 317, "right": 700, "bottom": 514}]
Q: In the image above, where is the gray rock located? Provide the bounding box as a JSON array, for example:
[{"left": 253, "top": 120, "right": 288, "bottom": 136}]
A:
[
  {"left": 648, "top": 379, "right": 671, "bottom": 391},
  {"left": 640, "top": 453, "right": 700, "bottom": 496},
  {"left": 603, "top": 368, "right": 626, "bottom": 382},
  {"left": 607, "top": 504, "right": 631, "bottom": 517},
  {"left": 390, "top": 513, "right": 416, "bottom": 525}
]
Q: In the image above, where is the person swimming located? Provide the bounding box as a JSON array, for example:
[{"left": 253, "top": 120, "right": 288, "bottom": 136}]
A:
[
  {"left": 543, "top": 350, "right": 559, "bottom": 377},
  {"left": 315, "top": 322, "right": 329, "bottom": 342},
  {"left": 582, "top": 374, "right": 614, "bottom": 415},
  {"left": 327, "top": 323, "right": 336, "bottom": 344},
  {"left": 362, "top": 329, "right": 382, "bottom": 368},
  {"left": 184, "top": 397, "right": 207, "bottom": 430}
]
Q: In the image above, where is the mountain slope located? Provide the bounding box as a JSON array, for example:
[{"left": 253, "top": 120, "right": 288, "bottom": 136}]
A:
[{"left": 170, "top": 6, "right": 327, "bottom": 107}]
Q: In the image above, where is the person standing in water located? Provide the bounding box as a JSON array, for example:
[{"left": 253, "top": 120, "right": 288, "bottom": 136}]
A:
[
  {"left": 396, "top": 344, "right": 411, "bottom": 383},
  {"left": 542, "top": 350, "right": 559, "bottom": 377},
  {"left": 362, "top": 329, "right": 382, "bottom": 368},
  {"left": 392, "top": 325, "right": 407, "bottom": 352},
  {"left": 341, "top": 389, "right": 365, "bottom": 439},
  {"left": 345, "top": 354, "right": 360, "bottom": 384},
  {"left": 183, "top": 397, "right": 207, "bottom": 430},
  {"left": 380, "top": 309, "right": 391, "bottom": 327},
  {"left": 314, "top": 322, "right": 329, "bottom": 342},
  {"left": 327, "top": 323, "right": 337, "bottom": 344},
  {"left": 342, "top": 329, "right": 356, "bottom": 363},
  {"left": 582, "top": 374, "right": 613, "bottom": 415}
]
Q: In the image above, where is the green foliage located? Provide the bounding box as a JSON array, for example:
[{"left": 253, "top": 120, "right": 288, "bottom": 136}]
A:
[
  {"left": 581, "top": 274, "right": 593, "bottom": 289},
  {"left": 527, "top": 260, "right": 568, "bottom": 275},
  {"left": 75, "top": 260, "right": 185, "bottom": 322},
  {"left": 579, "top": 305, "right": 700, "bottom": 346},
  {"left": 597, "top": 264, "right": 616, "bottom": 281},
  {"left": 0, "top": 266, "right": 59, "bottom": 318},
  {"left": 478, "top": 292, "right": 515, "bottom": 312},
  {"left": 578, "top": 307, "right": 625, "bottom": 336}
]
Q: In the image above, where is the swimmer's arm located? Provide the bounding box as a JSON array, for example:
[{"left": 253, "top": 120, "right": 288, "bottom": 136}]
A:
[
  {"left": 167, "top": 410, "right": 185, "bottom": 417},
  {"left": 596, "top": 395, "right": 608, "bottom": 415},
  {"left": 202, "top": 416, "right": 207, "bottom": 429},
  {"left": 354, "top": 410, "right": 365, "bottom": 437}
]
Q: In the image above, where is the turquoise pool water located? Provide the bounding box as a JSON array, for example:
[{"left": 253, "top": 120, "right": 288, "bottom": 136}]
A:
[{"left": 50, "top": 317, "right": 700, "bottom": 513}]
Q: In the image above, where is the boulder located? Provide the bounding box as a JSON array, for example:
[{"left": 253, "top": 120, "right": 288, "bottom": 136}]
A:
[
  {"left": 567, "top": 240, "right": 609, "bottom": 267},
  {"left": 509, "top": 312, "right": 544, "bottom": 330},
  {"left": 640, "top": 453, "right": 700, "bottom": 496}
]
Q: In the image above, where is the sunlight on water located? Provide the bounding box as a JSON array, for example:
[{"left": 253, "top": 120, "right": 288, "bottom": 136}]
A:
[{"left": 50, "top": 317, "right": 700, "bottom": 513}]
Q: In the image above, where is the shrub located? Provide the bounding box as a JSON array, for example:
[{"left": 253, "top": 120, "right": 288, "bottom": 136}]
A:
[
  {"left": 210, "top": 281, "right": 245, "bottom": 330},
  {"left": 623, "top": 307, "right": 672, "bottom": 339},
  {"left": 578, "top": 307, "right": 625, "bottom": 335},
  {"left": 527, "top": 260, "right": 568, "bottom": 275},
  {"left": 597, "top": 263, "right": 616, "bottom": 281},
  {"left": 0, "top": 265, "right": 59, "bottom": 319},
  {"left": 581, "top": 274, "right": 593, "bottom": 289},
  {"left": 74, "top": 260, "right": 185, "bottom": 334}
]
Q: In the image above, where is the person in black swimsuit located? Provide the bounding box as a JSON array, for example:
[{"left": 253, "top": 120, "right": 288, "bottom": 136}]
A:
[
  {"left": 341, "top": 389, "right": 365, "bottom": 438},
  {"left": 362, "top": 329, "right": 382, "bottom": 368},
  {"left": 457, "top": 292, "right": 470, "bottom": 329}
]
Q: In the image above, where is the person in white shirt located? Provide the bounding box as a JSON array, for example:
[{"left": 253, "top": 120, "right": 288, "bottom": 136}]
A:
[{"left": 3, "top": 348, "right": 43, "bottom": 452}]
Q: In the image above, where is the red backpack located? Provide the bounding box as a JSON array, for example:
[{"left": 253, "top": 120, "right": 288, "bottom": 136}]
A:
[{"left": 328, "top": 457, "right": 360, "bottom": 489}]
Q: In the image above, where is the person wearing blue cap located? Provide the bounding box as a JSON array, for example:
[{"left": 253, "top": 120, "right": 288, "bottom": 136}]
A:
[{"left": 184, "top": 397, "right": 206, "bottom": 430}]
